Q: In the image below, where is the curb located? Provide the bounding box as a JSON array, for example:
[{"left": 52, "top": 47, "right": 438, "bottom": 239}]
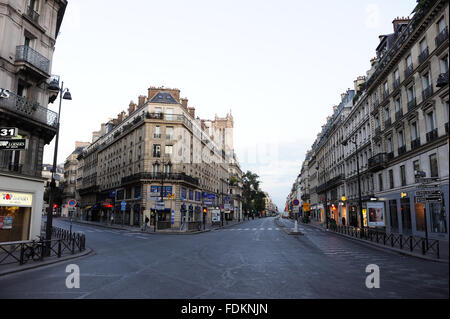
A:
[
  {"left": 0, "top": 247, "right": 94, "bottom": 277},
  {"left": 57, "top": 218, "right": 246, "bottom": 236},
  {"left": 302, "top": 222, "right": 448, "bottom": 264}
]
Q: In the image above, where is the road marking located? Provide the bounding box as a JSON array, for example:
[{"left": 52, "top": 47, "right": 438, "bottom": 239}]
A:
[
  {"left": 137, "top": 236, "right": 147, "bottom": 239},
  {"left": 260, "top": 228, "right": 265, "bottom": 230},
  {"left": 252, "top": 228, "right": 257, "bottom": 230},
  {"left": 268, "top": 228, "right": 272, "bottom": 230}
]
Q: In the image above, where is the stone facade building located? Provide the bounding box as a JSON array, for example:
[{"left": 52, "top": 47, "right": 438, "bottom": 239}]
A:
[
  {"left": 76, "top": 86, "right": 242, "bottom": 230},
  {"left": 0, "top": 0, "right": 67, "bottom": 243}
]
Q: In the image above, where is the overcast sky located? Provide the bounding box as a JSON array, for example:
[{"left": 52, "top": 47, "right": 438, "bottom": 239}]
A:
[{"left": 47, "top": 0, "right": 416, "bottom": 210}]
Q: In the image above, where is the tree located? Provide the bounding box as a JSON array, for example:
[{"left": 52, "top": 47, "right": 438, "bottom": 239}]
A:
[{"left": 242, "top": 171, "right": 266, "bottom": 215}]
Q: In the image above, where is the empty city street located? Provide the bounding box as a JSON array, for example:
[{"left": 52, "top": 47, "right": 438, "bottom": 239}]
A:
[{"left": 0, "top": 217, "right": 447, "bottom": 299}]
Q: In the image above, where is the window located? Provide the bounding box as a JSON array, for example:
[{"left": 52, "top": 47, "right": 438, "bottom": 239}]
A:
[
  {"left": 413, "top": 160, "right": 420, "bottom": 172},
  {"left": 384, "top": 81, "right": 389, "bottom": 94},
  {"left": 438, "top": 16, "right": 447, "bottom": 33},
  {"left": 166, "top": 108, "right": 173, "bottom": 120},
  {"left": 375, "top": 116, "right": 380, "bottom": 129},
  {"left": 166, "top": 127, "right": 173, "bottom": 140},
  {"left": 164, "top": 164, "right": 171, "bottom": 174},
  {"left": 400, "top": 198, "right": 412, "bottom": 233},
  {"left": 429, "top": 153, "right": 438, "bottom": 177},
  {"left": 415, "top": 201, "right": 426, "bottom": 232},
  {"left": 152, "top": 163, "right": 160, "bottom": 174},
  {"left": 420, "top": 38, "right": 427, "bottom": 53},
  {"left": 397, "top": 130, "right": 404, "bottom": 147},
  {"left": 426, "top": 111, "right": 435, "bottom": 131},
  {"left": 395, "top": 97, "right": 401, "bottom": 113},
  {"left": 378, "top": 173, "right": 383, "bottom": 191},
  {"left": 389, "top": 200, "right": 399, "bottom": 232},
  {"left": 154, "top": 126, "right": 161, "bottom": 138},
  {"left": 385, "top": 107, "right": 390, "bottom": 120},
  {"left": 153, "top": 144, "right": 161, "bottom": 157},
  {"left": 407, "top": 86, "right": 415, "bottom": 102},
  {"left": 165, "top": 145, "right": 173, "bottom": 155},
  {"left": 394, "top": 69, "right": 399, "bottom": 81},
  {"left": 406, "top": 55, "right": 412, "bottom": 67},
  {"left": 400, "top": 165, "right": 406, "bottom": 186},
  {"left": 440, "top": 54, "right": 449, "bottom": 73},
  {"left": 421, "top": 71, "right": 431, "bottom": 90},
  {"left": 410, "top": 121, "right": 418, "bottom": 141},
  {"left": 389, "top": 170, "right": 394, "bottom": 189},
  {"left": 430, "top": 201, "right": 447, "bottom": 233},
  {"left": 155, "top": 107, "right": 162, "bottom": 114},
  {"left": 387, "top": 137, "right": 393, "bottom": 153}
]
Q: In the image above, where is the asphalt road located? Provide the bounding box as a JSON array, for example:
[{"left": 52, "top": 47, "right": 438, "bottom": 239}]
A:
[{"left": 0, "top": 217, "right": 448, "bottom": 299}]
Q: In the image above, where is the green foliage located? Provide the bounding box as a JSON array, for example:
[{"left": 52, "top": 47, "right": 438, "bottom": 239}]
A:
[{"left": 242, "top": 170, "right": 266, "bottom": 214}]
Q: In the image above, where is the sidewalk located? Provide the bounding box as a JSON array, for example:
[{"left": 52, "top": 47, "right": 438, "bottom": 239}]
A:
[
  {"left": 57, "top": 217, "right": 247, "bottom": 235},
  {"left": 279, "top": 217, "right": 449, "bottom": 263},
  {"left": 0, "top": 247, "right": 94, "bottom": 277}
]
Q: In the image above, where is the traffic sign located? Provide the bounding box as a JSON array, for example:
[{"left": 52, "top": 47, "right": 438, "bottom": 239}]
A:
[
  {"left": 416, "top": 191, "right": 442, "bottom": 197},
  {"left": 293, "top": 199, "right": 300, "bottom": 206},
  {"left": 303, "top": 203, "right": 310, "bottom": 212},
  {"left": 415, "top": 177, "right": 439, "bottom": 184},
  {"left": 121, "top": 201, "right": 126, "bottom": 211},
  {"left": 68, "top": 199, "right": 77, "bottom": 208}
]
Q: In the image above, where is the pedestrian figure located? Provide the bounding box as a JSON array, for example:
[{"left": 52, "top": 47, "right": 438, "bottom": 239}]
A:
[
  {"left": 110, "top": 213, "right": 114, "bottom": 225},
  {"left": 144, "top": 216, "right": 149, "bottom": 231}
]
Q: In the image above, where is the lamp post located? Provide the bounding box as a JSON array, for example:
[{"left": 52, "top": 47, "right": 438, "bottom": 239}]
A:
[
  {"left": 342, "top": 136, "right": 364, "bottom": 231},
  {"left": 45, "top": 79, "right": 72, "bottom": 247},
  {"left": 154, "top": 157, "right": 172, "bottom": 232}
]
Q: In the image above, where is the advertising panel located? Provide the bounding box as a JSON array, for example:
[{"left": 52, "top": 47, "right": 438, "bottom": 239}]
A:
[{"left": 367, "top": 202, "right": 385, "bottom": 227}]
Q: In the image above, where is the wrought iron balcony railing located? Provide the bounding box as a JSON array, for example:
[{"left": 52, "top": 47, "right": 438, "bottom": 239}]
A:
[
  {"left": 404, "top": 65, "right": 414, "bottom": 79},
  {"left": 26, "top": 6, "right": 39, "bottom": 24},
  {"left": 426, "top": 129, "right": 438, "bottom": 143},
  {"left": 15, "top": 45, "right": 50, "bottom": 75},
  {"left": 382, "top": 90, "right": 389, "bottom": 101},
  {"left": 418, "top": 47, "right": 429, "bottom": 65},
  {"left": 368, "top": 153, "right": 388, "bottom": 172},
  {"left": 422, "top": 86, "right": 433, "bottom": 101},
  {"left": 435, "top": 26, "right": 449, "bottom": 48},
  {"left": 0, "top": 162, "right": 23, "bottom": 174},
  {"left": 122, "top": 172, "right": 199, "bottom": 186},
  {"left": 398, "top": 145, "right": 407, "bottom": 156},
  {"left": 436, "top": 72, "right": 449, "bottom": 88},
  {"left": 393, "top": 78, "right": 400, "bottom": 90},
  {"left": 0, "top": 91, "right": 58, "bottom": 128},
  {"left": 387, "top": 152, "right": 394, "bottom": 161},
  {"left": 375, "top": 127, "right": 381, "bottom": 136},
  {"left": 411, "top": 138, "right": 421, "bottom": 150},
  {"left": 395, "top": 110, "right": 403, "bottom": 122},
  {"left": 385, "top": 118, "right": 392, "bottom": 129},
  {"left": 407, "top": 98, "right": 416, "bottom": 112}
]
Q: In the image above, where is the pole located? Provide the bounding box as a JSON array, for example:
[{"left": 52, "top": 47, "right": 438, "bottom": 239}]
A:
[
  {"left": 45, "top": 82, "right": 64, "bottom": 247},
  {"left": 355, "top": 139, "right": 364, "bottom": 232}
]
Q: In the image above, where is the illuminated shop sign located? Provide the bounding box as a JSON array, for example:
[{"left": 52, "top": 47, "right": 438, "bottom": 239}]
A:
[{"left": 0, "top": 192, "right": 33, "bottom": 207}]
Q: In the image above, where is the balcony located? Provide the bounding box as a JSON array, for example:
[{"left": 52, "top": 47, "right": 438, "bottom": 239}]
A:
[
  {"left": 395, "top": 110, "right": 403, "bottom": 122},
  {"left": 404, "top": 65, "right": 414, "bottom": 79},
  {"left": 418, "top": 48, "right": 429, "bottom": 65},
  {"left": 368, "top": 153, "right": 388, "bottom": 172},
  {"left": 407, "top": 98, "right": 416, "bottom": 112},
  {"left": 398, "top": 145, "right": 406, "bottom": 156},
  {"left": 393, "top": 78, "right": 400, "bottom": 90},
  {"left": 25, "top": 6, "right": 39, "bottom": 24},
  {"left": 0, "top": 91, "right": 58, "bottom": 128},
  {"left": 384, "top": 118, "right": 392, "bottom": 129},
  {"left": 435, "top": 26, "right": 448, "bottom": 48},
  {"left": 15, "top": 45, "right": 50, "bottom": 76},
  {"left": 122, "top": 172, "right": 199, "bottom": 187},
  {"left": 374, "top": 127, "right": 381, "bottom": 136},
  {"left": 153, "top": 152, "right": 161, "bottom": 158},
  {"left": 153, "top": 133, "right": 161, "bottom": 139},
  {"left": 316, "top": 174, "right": 344, "bottom": 193},
  {"left": 0, "top": 162, "right": 23, "bottom": 174},
  {"left": 411, "top": 138, "right": 421, "bottom": 150},
  {"left": 422, "top": 86, "right": 433, "bottom": 101},
  {"left": 426, "top": 129, "right": 438, "bottom": 143},
  {"left": 436, "top": 72, "right": 449, "bottom": 88},
  {"left": 387, "top": 152, "right": 394, "bottom": 161}
]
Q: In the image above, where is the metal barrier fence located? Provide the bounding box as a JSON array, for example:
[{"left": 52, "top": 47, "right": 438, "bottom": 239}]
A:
[
  {"left": 0, "top": 226, "right": 86, "bottom": 266},
  {"left": 330, "top": 224, "right": 440, "bottom": 259}
]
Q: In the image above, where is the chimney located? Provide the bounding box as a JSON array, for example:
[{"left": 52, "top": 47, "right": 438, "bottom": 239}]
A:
[
  {"left": 181, "top": 98, "right": 188, "bottom": 109},
  {"left": 138, "top": 95, "right": 146, "bottom": 107},
  {"left": 128, "top": 101, "right": 136, "bottom": 115},
  {"left": 188, "top": 107, "right": 195, "bottom": 118},
  {"left": 101, "top": 123, "right": 106, "bottom": 134},
  {"left": 392, "top": 17, "right": 410, "bottom": 33},
  {"left": 354, "top": 76, "right": 366, "bottom": 92}
]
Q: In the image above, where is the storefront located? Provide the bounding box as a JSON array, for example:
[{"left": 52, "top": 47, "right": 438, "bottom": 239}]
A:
[
  {"left": 0, "top": 173, "right": 45, "bottom": 243},
  {"left": 383, "top": 184, "right": 449, "bottom": 240}
]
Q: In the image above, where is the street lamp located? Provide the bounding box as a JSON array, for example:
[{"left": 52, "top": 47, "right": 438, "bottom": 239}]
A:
[
  {"left": 342, "top": 136, "right": 364, "bottom": 231},
  {"left": 45, "top": 79, "right": 72, "bottom": 247},
  {"left": 154, "top": 157, "right": 172, "bottom": 232}
]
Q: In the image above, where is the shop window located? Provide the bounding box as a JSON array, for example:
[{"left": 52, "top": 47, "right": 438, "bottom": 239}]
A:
[
  {"left": 0, "top": 206, "right": 31, "bottom": 242},
  {"left": 430, "top": 201, "right": 447, "bottom": 233},
  {"left": 415, "top": 201, "right": 426, "bottom": 232},
  {"left": 400, "top": 198, "right": 412, "bottom": 233},
  {"left": 389, "top": 200, "right": 399, "bottom": 232}
]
